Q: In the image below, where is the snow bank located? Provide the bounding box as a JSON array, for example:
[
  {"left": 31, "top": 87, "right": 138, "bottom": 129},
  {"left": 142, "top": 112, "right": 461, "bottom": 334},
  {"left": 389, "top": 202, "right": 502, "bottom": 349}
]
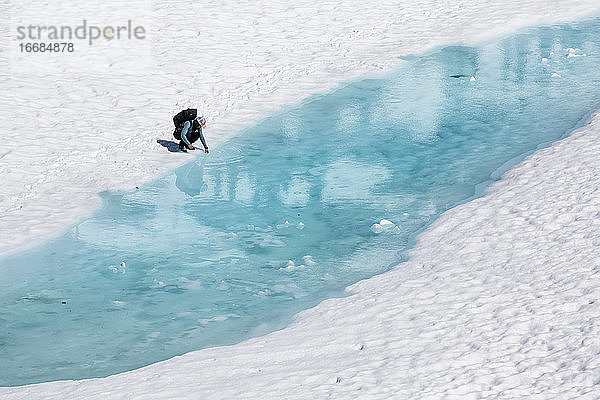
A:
[{"left": 1, "top": 0, "right": 598, "bottom": 254}]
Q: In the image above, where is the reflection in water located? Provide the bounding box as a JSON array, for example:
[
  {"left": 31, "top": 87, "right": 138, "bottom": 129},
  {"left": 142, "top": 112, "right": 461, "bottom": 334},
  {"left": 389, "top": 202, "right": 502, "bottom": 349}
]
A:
[
  {"left": 1, "top": 17, "right": 600, "bottom": 386},
  {"left": 321, "top": 159, "right": 390, "bottom": 204},
  {"left": 175, "top": 157, "right": 208, "bottom": 197},
  {"left": 278, "top": 175, "right": 310, "bottom": 207}
]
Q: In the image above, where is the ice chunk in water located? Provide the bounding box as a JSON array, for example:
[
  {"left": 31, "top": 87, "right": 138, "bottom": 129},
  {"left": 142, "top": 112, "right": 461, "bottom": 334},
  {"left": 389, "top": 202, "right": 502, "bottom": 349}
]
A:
[
  {"left": 379, "top": 219, "right": 396, "bottom": 230},
  {"left": 370, "top": 223, "right": 384, "bottom": 234}
]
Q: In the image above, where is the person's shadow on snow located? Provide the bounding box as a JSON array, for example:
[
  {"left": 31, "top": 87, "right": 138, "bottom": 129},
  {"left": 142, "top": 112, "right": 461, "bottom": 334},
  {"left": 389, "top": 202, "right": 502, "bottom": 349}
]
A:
[{"left": 156, "top": 139, "right": 180, "bottom": 152}]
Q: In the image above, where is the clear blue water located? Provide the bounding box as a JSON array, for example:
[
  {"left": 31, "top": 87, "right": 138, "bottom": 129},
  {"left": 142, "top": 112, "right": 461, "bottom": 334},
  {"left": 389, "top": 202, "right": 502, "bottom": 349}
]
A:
[{"left": 2, "top": 17, "right": 600, "bottom": 386}]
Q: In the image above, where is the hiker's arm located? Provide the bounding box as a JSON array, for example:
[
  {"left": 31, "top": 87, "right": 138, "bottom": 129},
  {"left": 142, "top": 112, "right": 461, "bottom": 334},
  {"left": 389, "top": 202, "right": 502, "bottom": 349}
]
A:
[{"left": 198, "top": 128, "right": 208, "bottom": 151}]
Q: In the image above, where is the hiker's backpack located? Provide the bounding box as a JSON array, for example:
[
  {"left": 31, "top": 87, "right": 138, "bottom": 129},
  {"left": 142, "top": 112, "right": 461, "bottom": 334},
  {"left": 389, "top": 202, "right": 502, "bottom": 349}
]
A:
[{"left": 173, "top": 108, "right": 198, "bottom": 140}]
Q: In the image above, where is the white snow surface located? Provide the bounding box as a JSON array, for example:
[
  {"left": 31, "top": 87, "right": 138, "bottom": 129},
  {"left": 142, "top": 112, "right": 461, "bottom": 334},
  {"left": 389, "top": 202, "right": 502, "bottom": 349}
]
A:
[{"left": 2, "top": 0, "right": 600, "bottom": 398}]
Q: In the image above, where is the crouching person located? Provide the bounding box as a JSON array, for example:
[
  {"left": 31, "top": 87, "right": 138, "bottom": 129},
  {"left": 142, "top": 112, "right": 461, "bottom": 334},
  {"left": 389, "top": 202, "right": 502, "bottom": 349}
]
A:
[{"left": 173, "top": 108, "right": 209, "bottom": 153}]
